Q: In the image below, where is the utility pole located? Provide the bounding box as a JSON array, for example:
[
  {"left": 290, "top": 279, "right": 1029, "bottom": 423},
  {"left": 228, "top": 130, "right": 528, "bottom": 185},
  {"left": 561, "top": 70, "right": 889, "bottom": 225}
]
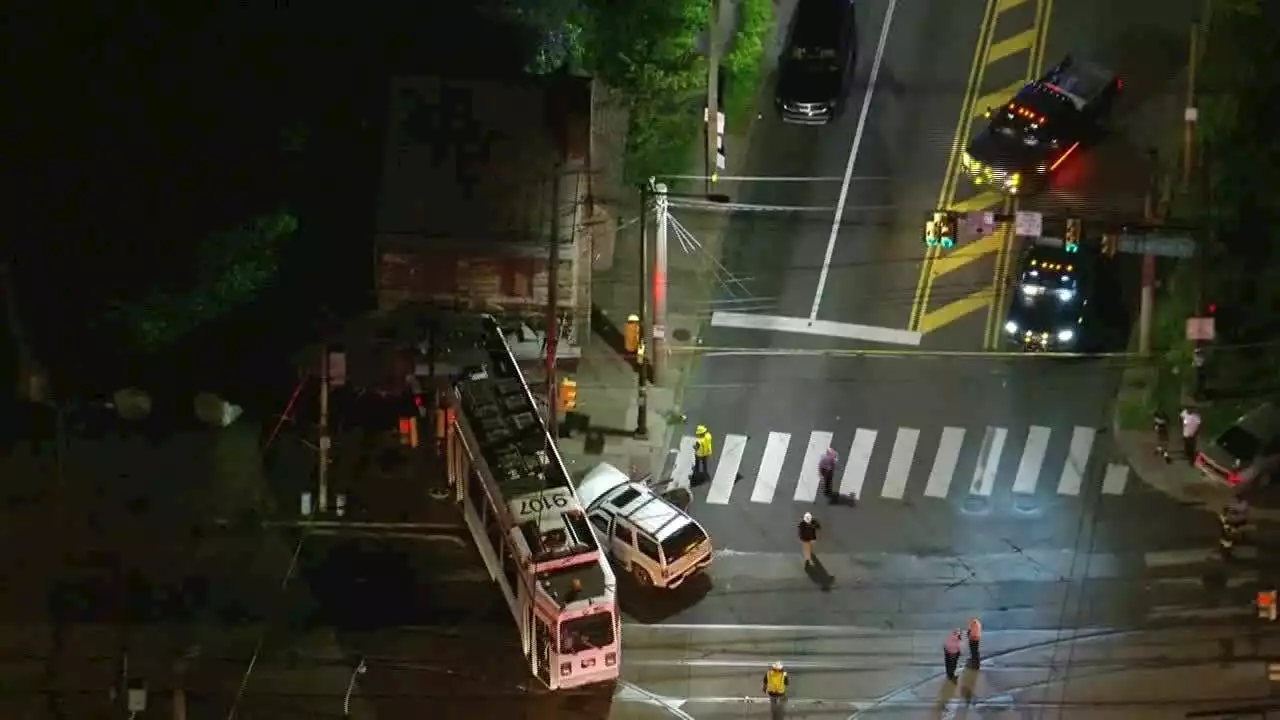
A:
[
  {"left": 652, "top": 181, "right": 669, "bottom": 381},
  {"left": 705, "top": 0, "right": 721, "bottom": 191},
  {"left": 1138, "top": 150, "right": 1158, "bottom": 356},
  {"left": 317, "top": 345, "right": 331, "bottom": 514},
  {"left": 545, "top": 168, "right": 562, "bottom": 439},
  {"left": 635, "top": 182, "right": 650, "bottom": 439}
]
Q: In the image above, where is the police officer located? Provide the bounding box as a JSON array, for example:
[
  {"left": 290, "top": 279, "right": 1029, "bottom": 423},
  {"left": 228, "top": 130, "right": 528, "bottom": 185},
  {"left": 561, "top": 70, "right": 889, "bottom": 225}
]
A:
[
  {"left": 966, "top": 617, "right": 982, "bottom": 668},
  {"left": 692, "top": 425, "right": 714, "bottom": 482},
  {"left": 944, "top": 629, "right": 963, "bottom": 681},
  {"left": 762, "top": 661, "right": 789, "bottom": 712}
]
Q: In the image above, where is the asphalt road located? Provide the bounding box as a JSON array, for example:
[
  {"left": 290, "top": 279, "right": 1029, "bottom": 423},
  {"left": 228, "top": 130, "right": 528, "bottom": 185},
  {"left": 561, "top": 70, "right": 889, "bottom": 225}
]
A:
[
  {"left": 615, "top": 623, "right": 1280, "bottom": 718},
  {"left": 655, "top": 0, "right": 1234, "bottom": 644}
]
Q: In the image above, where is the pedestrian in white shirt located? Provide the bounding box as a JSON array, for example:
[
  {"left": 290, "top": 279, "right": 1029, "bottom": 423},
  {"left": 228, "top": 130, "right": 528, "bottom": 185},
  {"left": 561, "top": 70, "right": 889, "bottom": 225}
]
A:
[{"left": 1181, "top": 407, "right": 1202, "bottom": 465}]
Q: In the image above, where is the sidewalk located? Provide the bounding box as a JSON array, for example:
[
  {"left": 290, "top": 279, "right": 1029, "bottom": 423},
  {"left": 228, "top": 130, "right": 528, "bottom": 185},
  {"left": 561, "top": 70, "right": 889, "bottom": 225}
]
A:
[{"left": 556, "top": 0, "right": 759, "bottom": 489}]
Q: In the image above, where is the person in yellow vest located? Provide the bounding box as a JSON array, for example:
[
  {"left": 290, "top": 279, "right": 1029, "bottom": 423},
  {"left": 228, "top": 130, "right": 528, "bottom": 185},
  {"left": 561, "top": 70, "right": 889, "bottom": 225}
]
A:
[
  {"left": 762, "top": 660, "right": 788, "bottom": 712},
  {"left": 693, "top": 425, "right": 714, "bottom": 482}
]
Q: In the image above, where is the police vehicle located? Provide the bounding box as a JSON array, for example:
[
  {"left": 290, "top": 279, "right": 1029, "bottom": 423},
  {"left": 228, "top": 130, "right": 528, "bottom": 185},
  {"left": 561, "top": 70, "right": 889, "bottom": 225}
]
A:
[
  {"left": 774, "top": 0, "right": 857, "bottom": 124},
  {"left": 961, "top": 55, "right": 1121, "bottom": 194},
  {"left": 1002, "top": 247, "right": 1088, "bottom": 351}
]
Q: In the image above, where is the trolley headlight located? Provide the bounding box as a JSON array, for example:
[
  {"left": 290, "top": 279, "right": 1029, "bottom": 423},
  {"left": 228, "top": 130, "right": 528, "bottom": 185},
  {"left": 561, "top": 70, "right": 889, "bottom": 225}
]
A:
[{"left": 1057, "top": 329, "right": 1075, "bottom": 342}]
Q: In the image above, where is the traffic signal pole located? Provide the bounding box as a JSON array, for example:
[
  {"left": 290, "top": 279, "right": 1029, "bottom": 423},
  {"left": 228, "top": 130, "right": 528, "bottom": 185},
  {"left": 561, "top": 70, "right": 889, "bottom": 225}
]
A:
[{"left": 1139, "top": 161, "right": 1158, "bottom": 356}]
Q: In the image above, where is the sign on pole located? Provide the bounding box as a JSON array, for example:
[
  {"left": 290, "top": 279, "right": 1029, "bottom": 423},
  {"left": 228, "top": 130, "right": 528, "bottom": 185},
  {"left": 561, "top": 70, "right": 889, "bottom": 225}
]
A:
[
  {"left": 966, "top": 211, "right": 995, "bottom": 238},
  {"left": 1185, "top": 316, "right": 1215, "bottom": 341},
  {"left": 1014, "top": 211, "right": 1043, "bottom": 237}
]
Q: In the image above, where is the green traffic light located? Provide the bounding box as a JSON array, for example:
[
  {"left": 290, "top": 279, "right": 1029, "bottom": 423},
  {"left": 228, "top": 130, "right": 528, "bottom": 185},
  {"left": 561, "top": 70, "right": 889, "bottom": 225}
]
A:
[
  {"left": 941, "top": 237, "right": 954, "bottom": 249},
  {"left": 1065, "top": 242, "right": 1078, "bottom": 253}
]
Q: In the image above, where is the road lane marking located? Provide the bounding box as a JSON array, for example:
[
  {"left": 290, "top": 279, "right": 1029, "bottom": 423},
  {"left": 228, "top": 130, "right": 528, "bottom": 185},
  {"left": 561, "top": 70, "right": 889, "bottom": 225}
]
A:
[
  {"left": 986, "top": 28, "right": 1038, "bottom": 64},
  {"left": 750, "top": 432, "right": 790, "bottom": 503},
  {"left": 841, "top": 429, "right": 877, "bottom": 498},
  {"left": 930, "top": 230, "right": 1004, "bottom": 277},
  {"left": 972, "top": 81, "right": 1028, "bottom": 119},
  {"left": 1101, "top": 462, "right": 1129, "bottom": 495},
  {"left": 909, "top": 0, "right": 1001, "bottom": 332},
  {"left": 1056, "top": 426, "right": 1095, "bottom": 496},
  {"left": 1012, "top": 425, "right": 1051, "bottom": 494},
  {"left": 984, "top": 203, "right": 1016, "bottom": 349},
  {"left": 949, "top": 191, "right": 1005, "bottom": 213},
  {"left": 810, "top": 0, "right": 899, "bottom": 322},
  {"left": 710, "top": 311, "right": 922, "bottom": 345},
  {"left": 707, "top": 434, "right": 748, "bottom": 504},
  {"left": 969, "top": 426, "right": 1006, "bottom": 496},
  {"left": 918, "top": 289, "right": 992, "bottom": 334},
  {"left": 924, "top": 427, "right": 966, "bottom": 498},
  {"left": 669, "top": 435, "right": 696, "bottom": 489},
  {"left": 880, "top": 427, "right": 919, "bottom": 499},
  {"left": 795, "top": 431, "right": 834, "bottom": 502}
]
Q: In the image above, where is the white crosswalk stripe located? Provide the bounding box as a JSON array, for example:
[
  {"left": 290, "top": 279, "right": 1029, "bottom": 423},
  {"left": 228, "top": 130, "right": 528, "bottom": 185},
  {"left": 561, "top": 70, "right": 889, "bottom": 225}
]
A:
[
  {"left": 750, "top": 432, "right": 790, "bottom": 504},
  {"left": 842, "top": 429, "right": 876, "bottom": 498},
  {"left": 794, "top": 431, "right": 833, "bottom": 502},
  {"left": 670, "top": 423, "right": 1145, "bottom": 506},
  {"left": 706, "top": 433, "right": 747, "bottom": 505},
  {"left": 880, "top": 427, "right": 918, "bottom": 499}
]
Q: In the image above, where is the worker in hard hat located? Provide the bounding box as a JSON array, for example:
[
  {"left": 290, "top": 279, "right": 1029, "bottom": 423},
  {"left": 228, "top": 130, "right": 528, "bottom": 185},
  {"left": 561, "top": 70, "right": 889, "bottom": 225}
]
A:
[
  {"left": 692, "top": 424, "right": 714, "bottom": 483},
  {"left": 762, "top": 660, "right": 789, "bottom": 713}
]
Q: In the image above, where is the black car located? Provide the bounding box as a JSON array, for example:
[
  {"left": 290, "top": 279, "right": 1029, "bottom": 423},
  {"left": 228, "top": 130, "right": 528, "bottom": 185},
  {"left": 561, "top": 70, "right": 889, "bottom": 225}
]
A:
[
  {"left": 1002, "top": 248, "right": 1089, "bottom": 351},
  {"left": 962, "top": 56, "right": 1120, "bottom": 194},
  {"left": 774, "top": 0, "right": 856, "bottom": 125}
]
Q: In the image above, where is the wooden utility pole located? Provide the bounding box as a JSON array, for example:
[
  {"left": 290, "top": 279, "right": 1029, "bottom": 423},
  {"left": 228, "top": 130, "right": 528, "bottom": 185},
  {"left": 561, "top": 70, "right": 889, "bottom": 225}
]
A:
[
  {"left": 705, "top": 0, "right": 721, "bottom": 190},
  {"left": 545, "top": 168, "right": 562, "bottom": 440}
]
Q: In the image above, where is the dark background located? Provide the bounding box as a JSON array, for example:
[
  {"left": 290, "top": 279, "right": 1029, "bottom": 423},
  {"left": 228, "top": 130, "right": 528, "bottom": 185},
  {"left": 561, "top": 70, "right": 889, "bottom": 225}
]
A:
[{"left": 4, "top": 3, "right": 538, "bottom": 411}]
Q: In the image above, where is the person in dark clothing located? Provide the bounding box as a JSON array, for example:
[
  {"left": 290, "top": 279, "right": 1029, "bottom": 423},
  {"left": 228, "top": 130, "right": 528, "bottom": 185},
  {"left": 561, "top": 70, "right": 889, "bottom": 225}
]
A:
[
  {"left": 1152, "top": 410, "right": 1170, "bottom": 462},
  {"left": 798, "top": 512, "right": 821, "bottom": 566},
  {"left": 943, "top": 629, "right": 963, "bottom": 681}
]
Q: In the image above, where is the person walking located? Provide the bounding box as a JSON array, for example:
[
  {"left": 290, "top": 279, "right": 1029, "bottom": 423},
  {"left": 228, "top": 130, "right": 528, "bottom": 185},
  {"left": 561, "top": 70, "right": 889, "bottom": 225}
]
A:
[
  {"left": 1180, "top": 407, "right": 1202, "bottom": 465},
  {"left": 943, "top": 629, "right": 963, "bottom": 682},
  {"left": 966, "top": 617, "right": 982, "bottom": 668},
  {"left": 692, "top": 425, "right": 714, "bottom": 483},
  {"left": 1152, "top": 409, "right": 1171, "bottom": 462},
  {"left": 798, "top": 512, "right": 821, "bottom": 566},
  {"left": 762, "top": 661, "right": 789, "bottom": 717},
  {"left": 818, "top": 447, "right": 839, "bottom": 503}
]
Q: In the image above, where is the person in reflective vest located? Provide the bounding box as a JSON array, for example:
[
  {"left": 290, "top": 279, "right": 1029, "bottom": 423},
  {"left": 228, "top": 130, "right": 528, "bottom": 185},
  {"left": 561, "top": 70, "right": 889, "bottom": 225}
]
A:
[
  {"left": 762, "top": 661, "right": 788, "bottom": 708},
  {"left": 693, "top": 425, "right": 714, "bottom": 482}
]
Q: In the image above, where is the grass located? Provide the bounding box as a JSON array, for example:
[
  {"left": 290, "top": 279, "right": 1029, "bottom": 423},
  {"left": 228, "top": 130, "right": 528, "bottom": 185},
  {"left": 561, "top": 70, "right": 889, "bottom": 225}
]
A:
[{"left": 721, "top": 0, "right": 774, "bottom": 134}]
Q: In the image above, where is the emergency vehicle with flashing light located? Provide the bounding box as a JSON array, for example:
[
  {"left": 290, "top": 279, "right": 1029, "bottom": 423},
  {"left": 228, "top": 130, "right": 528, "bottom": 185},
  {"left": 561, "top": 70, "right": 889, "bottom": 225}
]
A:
[
  {"left": 1003, "top": 247, "right": 1090, "bottom": 351},
  {"left": 962, "top": 55, "right": 1120, "bottom": 195}
]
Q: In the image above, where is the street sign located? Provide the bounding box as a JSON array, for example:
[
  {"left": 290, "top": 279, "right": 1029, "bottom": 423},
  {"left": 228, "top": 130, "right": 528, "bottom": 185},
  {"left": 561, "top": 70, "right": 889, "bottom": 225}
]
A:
[
  {"left": 1014, "top": 211, "right": 1042, "bottom": 237},
  {"left": 965, "top": 211, "right": 995, "bottom": 239},
  {"left": 1186, "top": 316, "right": 1215, "bottom": 341},
  {"left": 1119, "top": 233, "right": 1196, "bottom": 258}
]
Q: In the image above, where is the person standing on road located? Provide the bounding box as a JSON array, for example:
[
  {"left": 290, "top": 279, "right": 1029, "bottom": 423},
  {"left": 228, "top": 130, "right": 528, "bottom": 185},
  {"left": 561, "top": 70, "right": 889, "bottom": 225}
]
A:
[
  {"left": 692, "top": 425, "right": 714, "bottom": 483},
  {"left": 762, "top": 661, "right": 789, "bottom": 713},
  {"left": 818, "top": 447, "right": 839, "bottom": 503},
  {"left": 966, "top": 617, "right": 982, "bottom": 668},
  {"left": 943, "top": 629, "right": 963, "bottom": 682},
  {"left": 798, "top": 512, "right": 821, "bottom": 566},
  {"left": 1181, "top": 407, "right": 1202, "bottom": 465}
]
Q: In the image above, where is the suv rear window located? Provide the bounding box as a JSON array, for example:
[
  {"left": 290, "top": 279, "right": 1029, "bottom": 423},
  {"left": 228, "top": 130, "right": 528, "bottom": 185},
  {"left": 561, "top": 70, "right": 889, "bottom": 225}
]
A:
[
  {"left": 1217, "top": 425, "right": 1261, "bottom": 464},
  {"left": 660, "top": 524, "right": 708, "bottom": 562}
]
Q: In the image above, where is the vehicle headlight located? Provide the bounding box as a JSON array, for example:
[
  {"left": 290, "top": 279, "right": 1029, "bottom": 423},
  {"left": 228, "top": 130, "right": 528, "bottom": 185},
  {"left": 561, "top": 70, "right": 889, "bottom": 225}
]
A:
[
  {"left": 1056, "top": 288, "right": 1075, "bottom": 301},
  {"left": 1057, "top": 329, "right": 1075, "bottom": 342},
  {"left": 962, "top": 152, "right": 974, "bottom": 169},
  {"left": 1004, "top": 321, "right": 1018, "bottom": 334},
  {"left": 1021, "top": 284, "right": 1044, "bottom": 297}
]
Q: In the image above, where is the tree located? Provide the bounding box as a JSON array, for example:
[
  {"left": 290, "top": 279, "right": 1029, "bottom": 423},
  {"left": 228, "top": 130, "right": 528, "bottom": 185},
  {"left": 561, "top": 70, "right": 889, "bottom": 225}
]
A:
[{"left": 105, "top": 211, "right": 298, "bottom": 353}]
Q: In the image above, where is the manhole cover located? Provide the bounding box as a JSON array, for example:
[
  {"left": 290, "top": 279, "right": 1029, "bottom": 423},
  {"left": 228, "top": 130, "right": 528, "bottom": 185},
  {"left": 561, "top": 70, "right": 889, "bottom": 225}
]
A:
[
  {"left": 1012, "top": 498, "right": 1041, "bottom": 514},
  {"left": 428, "top": 488, "right": 450, "bottom": 500},
  {"left": 961, "top": 497, "right": 989, "bottom": 514},
  {"left": 673, "top": 328, "right": 692, "bottom": 342}
]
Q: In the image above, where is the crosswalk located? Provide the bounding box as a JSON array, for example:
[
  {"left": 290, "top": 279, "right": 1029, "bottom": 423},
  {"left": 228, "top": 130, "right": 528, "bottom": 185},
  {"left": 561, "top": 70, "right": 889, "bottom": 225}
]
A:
[{"left": 668, "top": 425, "right": 1132, "bottom": 505}]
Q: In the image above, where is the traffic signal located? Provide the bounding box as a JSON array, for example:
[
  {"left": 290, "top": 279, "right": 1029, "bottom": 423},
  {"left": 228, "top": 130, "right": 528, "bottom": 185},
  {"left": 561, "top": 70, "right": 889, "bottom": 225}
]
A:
[
  {"left": 1064, "top": 218, "right": 1081, "bottom": 253},
  {"left": 924, "top": 211, "right": 955, "bottom": 249},
  {"left": 398, "top": 416, "right": 419, "bottom": 448},
  {"left": 1101, "top": 233, "right": 1117, "bottom": 257}
]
